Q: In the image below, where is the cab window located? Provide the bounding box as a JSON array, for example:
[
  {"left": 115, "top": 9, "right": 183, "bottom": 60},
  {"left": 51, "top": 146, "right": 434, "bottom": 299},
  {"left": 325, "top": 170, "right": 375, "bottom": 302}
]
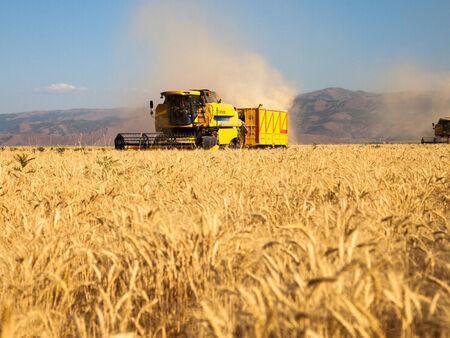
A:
[{"left": 205, "top": 92, "right": 221, "bottom": 103}]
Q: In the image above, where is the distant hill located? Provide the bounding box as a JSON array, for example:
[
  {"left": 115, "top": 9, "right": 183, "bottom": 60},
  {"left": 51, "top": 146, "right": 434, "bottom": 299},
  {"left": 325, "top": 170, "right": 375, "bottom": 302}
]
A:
[
  {"left": 291, "top": 87, "right": 447, "bottom": 143},
  {"left": 0, "top": 108, "right": 152, "bottom": 146},
  {"left": 0, "top": 88, "right": 447, "bottom": 145}
]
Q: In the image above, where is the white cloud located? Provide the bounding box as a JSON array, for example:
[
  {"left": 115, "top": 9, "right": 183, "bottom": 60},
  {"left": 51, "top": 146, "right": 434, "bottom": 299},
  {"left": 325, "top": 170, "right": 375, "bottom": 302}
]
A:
[{"left": 35, "top": 83, "right": 87, "bottom": 94}]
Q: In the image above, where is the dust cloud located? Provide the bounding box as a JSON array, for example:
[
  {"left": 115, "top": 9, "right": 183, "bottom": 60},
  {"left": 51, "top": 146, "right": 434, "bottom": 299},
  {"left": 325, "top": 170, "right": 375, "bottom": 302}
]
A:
[
  {"left": 118, "top": 0, "right": 297, "bottom": 132},
  {"left": 377, "top": 64, "right": 450, "bottom": 139}
]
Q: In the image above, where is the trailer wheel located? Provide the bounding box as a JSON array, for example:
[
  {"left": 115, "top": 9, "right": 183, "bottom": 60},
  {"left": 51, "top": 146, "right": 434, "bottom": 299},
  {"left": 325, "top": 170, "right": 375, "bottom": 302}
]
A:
[{"left": 201, "top": 136, "right": 218, "bottom": 150}]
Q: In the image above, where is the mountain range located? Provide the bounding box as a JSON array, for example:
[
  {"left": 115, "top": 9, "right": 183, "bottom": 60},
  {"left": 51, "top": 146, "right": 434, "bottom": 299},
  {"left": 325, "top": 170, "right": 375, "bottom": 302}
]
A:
[{"left": 0, "top": 88, "right": 447, "bottom": 145}]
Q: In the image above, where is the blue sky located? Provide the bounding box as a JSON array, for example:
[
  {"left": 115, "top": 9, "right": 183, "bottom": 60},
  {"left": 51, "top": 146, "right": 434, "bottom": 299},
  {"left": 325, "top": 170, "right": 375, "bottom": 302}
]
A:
[{"left": 0, "top": 0, "right": 449, "bottom": 113}]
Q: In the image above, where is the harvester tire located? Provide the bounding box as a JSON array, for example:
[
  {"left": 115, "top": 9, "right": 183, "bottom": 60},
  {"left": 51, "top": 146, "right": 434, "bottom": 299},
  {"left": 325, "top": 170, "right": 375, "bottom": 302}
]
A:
[
  {"left": 228, "top": 138, "right": 240, "bottom": 149},
  {"left": 201, "top": 136, "right": 217, "bottom": 150}
]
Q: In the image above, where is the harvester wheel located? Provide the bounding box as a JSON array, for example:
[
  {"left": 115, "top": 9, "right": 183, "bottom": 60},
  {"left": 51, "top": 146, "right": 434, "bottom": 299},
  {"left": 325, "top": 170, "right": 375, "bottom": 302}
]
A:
[
  {"left": 228, "top": 138, "right": 240, "bottom": 149},
  {"left": 201, "top": 136, "right": 218, "bottom": 150}
]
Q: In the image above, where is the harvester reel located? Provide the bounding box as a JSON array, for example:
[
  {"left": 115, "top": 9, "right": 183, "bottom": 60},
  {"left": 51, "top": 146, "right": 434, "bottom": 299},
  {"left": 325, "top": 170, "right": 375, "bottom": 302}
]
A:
[
  {"left": 140, "top": 134, "right": 149, "bottom": 147},
  {"left": 421, "top": 137, "right": 449, "bottom": 144}
]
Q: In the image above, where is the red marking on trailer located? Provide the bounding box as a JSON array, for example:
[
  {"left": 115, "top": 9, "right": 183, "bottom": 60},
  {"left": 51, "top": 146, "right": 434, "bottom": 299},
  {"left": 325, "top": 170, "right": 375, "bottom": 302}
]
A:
[{"left": 274, "top": 111, "right": 281, "bottom": 133}]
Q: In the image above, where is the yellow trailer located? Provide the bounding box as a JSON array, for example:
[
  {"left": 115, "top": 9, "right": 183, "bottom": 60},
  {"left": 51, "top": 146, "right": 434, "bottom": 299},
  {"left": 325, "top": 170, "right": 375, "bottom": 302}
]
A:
[{"left": 237, "top": 105, "right": 288, "bottom": 147}]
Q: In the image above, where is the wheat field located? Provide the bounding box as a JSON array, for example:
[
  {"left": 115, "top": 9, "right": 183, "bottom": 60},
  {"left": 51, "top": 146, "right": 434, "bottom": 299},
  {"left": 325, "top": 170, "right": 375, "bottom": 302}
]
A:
[{"left": 0, "top": 145, "right": 448, "bottom": 337}]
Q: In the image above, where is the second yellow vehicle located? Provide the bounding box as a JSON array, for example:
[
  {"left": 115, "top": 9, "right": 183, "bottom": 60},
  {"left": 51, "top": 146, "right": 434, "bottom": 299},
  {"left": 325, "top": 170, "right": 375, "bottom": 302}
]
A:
[
  {"left": 421, "top": 117, "right": 450, "bottom": 144},
  {"left": 114, "top": 89, "right": 288, "bottom": 149}
]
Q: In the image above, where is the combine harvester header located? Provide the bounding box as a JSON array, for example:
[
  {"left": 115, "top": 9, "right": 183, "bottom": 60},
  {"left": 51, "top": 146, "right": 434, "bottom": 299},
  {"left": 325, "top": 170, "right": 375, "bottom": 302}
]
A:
[{"left": 115, "top": 89, "right": 288, "bottom": 150}]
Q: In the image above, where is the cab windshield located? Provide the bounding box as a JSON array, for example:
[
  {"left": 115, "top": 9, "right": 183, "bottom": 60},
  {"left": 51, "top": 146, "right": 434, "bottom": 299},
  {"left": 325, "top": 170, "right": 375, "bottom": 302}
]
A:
[
  {"left": 165, "top": 95, "right": 201, "bottom": 125},
  {"left": 205, "top": 91, "right": 221, "bottom": 103},
  {"left": 439, "top": 120, "right": 449, "bottom": 132}
]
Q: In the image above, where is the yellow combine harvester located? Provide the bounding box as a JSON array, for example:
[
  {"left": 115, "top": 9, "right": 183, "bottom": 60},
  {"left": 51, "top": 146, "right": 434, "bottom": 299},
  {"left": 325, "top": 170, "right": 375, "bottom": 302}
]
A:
[
  {"left": 114, "top": 89, "right": 288, "bottom": 149},
  {"left": 421, "top": 117, "right": 450, "bottom": 144}
]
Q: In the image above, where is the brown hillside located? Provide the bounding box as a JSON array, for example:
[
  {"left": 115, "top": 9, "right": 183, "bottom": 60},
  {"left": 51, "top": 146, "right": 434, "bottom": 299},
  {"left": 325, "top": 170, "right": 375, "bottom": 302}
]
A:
[{"left": 290, "top": 87, "right": 447, "bottom": 143}]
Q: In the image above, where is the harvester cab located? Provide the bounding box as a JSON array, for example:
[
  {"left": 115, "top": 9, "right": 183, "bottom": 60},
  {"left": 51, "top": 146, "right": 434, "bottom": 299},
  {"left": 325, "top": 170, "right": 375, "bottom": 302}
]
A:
[{"left": 421, "top": 117, "right": 450, "bottom": 144}]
